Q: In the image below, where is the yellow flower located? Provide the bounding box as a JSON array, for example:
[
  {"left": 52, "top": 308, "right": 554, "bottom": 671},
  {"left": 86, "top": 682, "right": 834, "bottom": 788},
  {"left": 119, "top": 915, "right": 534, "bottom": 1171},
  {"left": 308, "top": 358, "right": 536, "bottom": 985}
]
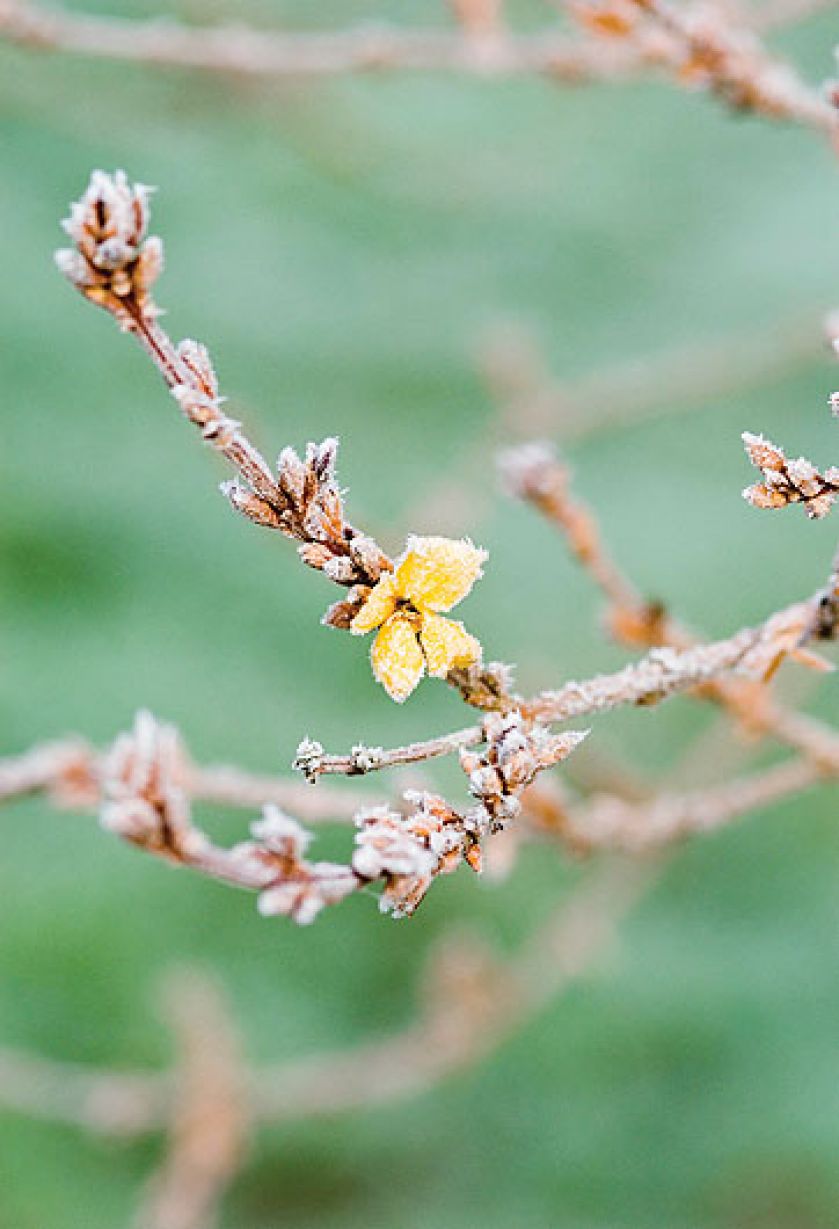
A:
[{"left": 351, "top": 536, "right": 487, "bottom": 702}]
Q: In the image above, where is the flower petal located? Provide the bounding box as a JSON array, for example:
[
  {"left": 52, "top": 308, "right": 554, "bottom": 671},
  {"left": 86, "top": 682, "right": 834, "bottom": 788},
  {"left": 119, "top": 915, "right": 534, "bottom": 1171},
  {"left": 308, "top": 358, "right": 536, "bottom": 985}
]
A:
[
  {"left": 371, "top": 613, "right": 425, "bottom": 702},
  {"left": 350, "top": 574, "right": 399, "bottom": 635},
  {"left": 394, "top": 536, "right": 487, "bottom": 612},
  {"left": 419, "top": 612, "right": 481, "bottom": 677}
]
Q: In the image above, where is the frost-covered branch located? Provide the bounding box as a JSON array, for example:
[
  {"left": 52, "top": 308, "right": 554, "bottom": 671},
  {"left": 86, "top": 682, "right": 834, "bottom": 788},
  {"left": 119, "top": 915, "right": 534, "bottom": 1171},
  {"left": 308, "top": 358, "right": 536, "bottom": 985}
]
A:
[
  {"left": 41, "top": 169, "right": 839, "bottom": 928},
  {"left": 310, "top": 582, "right": 839, "bottom": 779},
  {"left": 54, "top": 171, "right": 391, "bottom": 592},
  {"left": 3, "top": 711, "right": 589, "bottom": 923},
  {"left": 55, "top": 169, "right": 514, "bottom": 713}
]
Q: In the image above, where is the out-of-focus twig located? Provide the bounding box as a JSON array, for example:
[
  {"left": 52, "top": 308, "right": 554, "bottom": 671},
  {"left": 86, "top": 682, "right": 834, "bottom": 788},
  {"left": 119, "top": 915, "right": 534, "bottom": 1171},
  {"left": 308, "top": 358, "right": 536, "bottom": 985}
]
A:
[
  {"left": 0, "top": 1046, "right": 168, "bottom": 1136},
  {"left": 0, "top": 1, "right": 688, "bottom": 84},
  {"left": 132, "top": 974, "right": 250, "bottom": 1229},
  {"left": 0, "top": 857, "right": 656, "bottom": 1137},
  {"left": 750, "top": 0, "right": 837, "bottom": 30},
  {"left": 0, "top": 0, "right": 833, "bottom": 140},
  {"left": 548, "top": 753, "right": 822, "bottom": 850},
  {"left": 567, "top": 0, "right": 837, "bottom": 137},
  {"left": 400, "top": 315, "right": 824, "bottom": 546},
  {"left": 479, "top": 317, "right": 827, "bottom": 447}
]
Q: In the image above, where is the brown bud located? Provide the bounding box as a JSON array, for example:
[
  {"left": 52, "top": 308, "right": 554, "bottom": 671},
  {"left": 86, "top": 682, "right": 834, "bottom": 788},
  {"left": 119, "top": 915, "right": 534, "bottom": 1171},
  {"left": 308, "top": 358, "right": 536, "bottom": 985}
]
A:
[{"left": 221, "top": 481, "right": 283, "bottom": 529}]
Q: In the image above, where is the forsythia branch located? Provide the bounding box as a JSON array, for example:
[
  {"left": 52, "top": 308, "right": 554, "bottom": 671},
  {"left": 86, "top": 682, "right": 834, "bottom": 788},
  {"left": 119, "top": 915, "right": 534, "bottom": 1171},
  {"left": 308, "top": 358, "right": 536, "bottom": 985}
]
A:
[
  {"left": 34, "top": 165, "right": 839, "bottom": 924},
  {"left": 311, "top": 583, "right": 839, "bottom": 779},
  {"left": 55, "top": 169, "right": 511, "bottom": 711},
  {"left": 5, "top": 711, "right": 591, "bottom": 922},
  {"left": 39, "top": 169, "right": 839, "bottom": 929}
]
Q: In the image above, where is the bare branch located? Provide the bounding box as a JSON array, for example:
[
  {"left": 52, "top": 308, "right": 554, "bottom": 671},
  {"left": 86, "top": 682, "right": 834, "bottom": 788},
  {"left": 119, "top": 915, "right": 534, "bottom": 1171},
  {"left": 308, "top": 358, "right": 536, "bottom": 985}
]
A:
[
  {"left": 557, "top": 755, "right": 822, "bottom": 850},
  {"left": 0, "top": 1046, "right": 167, "bottom": 1136},
  {"left": 593, "top": 0, "right": 838, "bottom": 136},
  {"left": 0, "top": 2, "right": 685, "bottom": 85},
  {"left": 294, "top": 727, "right": 486, "bottom": 782}
]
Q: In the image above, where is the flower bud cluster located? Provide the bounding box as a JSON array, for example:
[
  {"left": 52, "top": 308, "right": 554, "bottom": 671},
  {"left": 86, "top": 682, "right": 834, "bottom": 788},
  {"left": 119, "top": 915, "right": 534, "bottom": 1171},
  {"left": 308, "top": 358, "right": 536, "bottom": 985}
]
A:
[
  {"left": 55, "top": 169, "right": 163, "bottom": 327},
  {"left": 742, "top": 432, "right": 839, "bottom": 520},
  {"left": 353, "top": 792, "right": 479, "bottom": 918},
  {"left": 461, "top": 711, "right": 588, "bottom": 833},
  {"left": 99, "top": 710, "right": 193, "bottom": 854},
  {"left": 248, "top": 807, "right": 358, "bottom": 925}
]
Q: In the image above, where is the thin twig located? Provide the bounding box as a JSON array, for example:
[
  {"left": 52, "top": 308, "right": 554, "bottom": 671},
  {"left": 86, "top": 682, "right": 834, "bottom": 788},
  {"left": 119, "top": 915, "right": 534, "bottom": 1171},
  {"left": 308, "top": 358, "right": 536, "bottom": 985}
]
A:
[{"left": 619, "top": 0, "right": 837, "bottom": 136}]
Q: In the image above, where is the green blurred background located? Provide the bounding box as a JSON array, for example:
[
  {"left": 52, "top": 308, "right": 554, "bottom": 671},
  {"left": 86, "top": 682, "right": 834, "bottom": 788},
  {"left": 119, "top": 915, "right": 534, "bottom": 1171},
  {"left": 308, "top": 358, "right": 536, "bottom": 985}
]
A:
[{"left": 2, "top": 3, "right": 839, "bottom": 1225}]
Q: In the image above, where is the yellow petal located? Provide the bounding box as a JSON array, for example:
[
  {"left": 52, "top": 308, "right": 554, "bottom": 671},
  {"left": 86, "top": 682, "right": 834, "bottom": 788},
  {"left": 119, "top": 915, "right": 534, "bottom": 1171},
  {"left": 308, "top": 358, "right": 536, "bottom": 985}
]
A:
[
  {"left": 371, "top": 613, "right": 425, "bottom": 702},
  {"left": 394, "top": 536, "right": 487, "bottom": 613},
  {"left": 350, "top": 574, "right": 399, "bottom": 635},
  {"left": 419, "top": 612, "right": 481, "bottom": 678}
]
